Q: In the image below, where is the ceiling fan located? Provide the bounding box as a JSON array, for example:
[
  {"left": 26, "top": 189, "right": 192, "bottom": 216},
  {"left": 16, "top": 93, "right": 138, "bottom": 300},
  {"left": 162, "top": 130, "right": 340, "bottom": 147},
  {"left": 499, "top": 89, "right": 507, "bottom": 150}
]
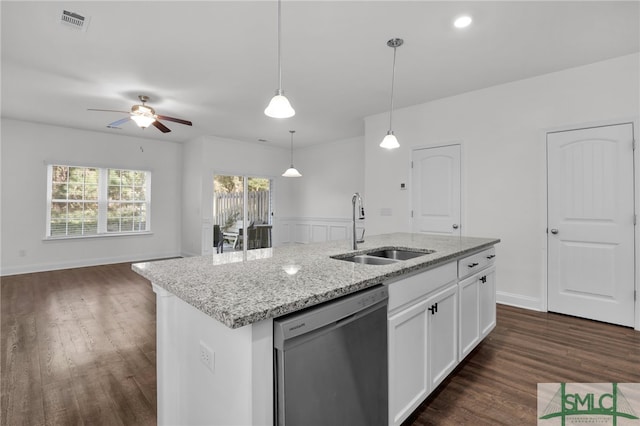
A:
[{"left": 88, "top": 95, "right": 193, "bottom": 133}]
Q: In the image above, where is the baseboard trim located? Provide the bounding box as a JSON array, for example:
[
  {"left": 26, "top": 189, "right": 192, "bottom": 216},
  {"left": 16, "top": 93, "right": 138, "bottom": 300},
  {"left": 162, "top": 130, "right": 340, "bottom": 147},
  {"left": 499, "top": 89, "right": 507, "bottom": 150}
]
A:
[
  {"left": 0, "top": 251, "right": 182, "bottom": 276},
  {"left": 497, "top": 291, "right": 543, "bottom": 311}
]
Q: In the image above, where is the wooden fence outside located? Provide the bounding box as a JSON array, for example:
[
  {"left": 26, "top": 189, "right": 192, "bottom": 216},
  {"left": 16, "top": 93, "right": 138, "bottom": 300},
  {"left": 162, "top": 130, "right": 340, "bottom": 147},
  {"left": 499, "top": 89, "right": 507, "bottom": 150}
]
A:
[{"left": 214, "top": 191, "right": 270, "bottom": 230}]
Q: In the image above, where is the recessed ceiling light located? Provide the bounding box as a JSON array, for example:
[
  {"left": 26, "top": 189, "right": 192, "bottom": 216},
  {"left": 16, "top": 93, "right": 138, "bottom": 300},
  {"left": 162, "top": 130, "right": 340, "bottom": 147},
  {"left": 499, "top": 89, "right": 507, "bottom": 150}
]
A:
[{"left": 454, "top": 15, "right": 472, "bottom": 29}]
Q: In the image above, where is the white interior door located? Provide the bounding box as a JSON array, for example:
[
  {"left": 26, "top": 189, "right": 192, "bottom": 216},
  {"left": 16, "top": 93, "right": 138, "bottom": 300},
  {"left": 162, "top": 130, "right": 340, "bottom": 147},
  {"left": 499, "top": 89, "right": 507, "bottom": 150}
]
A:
[
  {"left": 412, "top": 145, "right": 461, "bottom": 235},
  {"left": 547, "top": 123, "right": 635, "bottom": 327}
]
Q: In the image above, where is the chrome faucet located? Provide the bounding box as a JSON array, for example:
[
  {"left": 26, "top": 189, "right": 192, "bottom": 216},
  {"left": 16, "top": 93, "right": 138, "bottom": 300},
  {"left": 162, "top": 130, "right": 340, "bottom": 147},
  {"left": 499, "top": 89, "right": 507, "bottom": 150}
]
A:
[{"left": 352, "top": 192, "right": 365, "bottom": 249}]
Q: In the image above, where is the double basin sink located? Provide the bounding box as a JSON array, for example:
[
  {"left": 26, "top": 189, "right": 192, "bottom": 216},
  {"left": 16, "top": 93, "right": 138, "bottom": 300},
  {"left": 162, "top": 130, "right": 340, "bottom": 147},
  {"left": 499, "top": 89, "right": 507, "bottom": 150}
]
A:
[{"left": 331, "top": 248, "right": 435, "bottom": 265}]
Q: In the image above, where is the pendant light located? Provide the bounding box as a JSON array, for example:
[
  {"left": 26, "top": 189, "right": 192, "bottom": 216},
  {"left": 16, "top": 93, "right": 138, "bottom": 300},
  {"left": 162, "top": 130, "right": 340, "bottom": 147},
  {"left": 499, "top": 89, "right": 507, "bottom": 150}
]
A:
[
  {"left": 265, "top": 0, "right": 295, "bottom": 118},
  {"left": 282, "top": 130, "right": 302, "bottom": 177},
  {"left": 380, "top": 38, "right": 403, "bottom": 149}
]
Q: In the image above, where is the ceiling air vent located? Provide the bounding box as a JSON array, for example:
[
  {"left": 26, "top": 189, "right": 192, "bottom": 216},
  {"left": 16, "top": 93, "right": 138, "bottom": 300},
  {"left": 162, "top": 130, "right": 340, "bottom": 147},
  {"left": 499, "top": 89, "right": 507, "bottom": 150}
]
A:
[{"left": 59, "top": 10, "right": 90, "bottom": 32}]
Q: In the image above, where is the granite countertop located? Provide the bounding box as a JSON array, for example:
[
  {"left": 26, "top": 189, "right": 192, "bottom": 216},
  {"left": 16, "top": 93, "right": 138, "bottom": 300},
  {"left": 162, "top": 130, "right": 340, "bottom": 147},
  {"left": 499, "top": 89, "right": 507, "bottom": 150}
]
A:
[{"left": 132, "top": 232, "right": 499, "bottom": 329}]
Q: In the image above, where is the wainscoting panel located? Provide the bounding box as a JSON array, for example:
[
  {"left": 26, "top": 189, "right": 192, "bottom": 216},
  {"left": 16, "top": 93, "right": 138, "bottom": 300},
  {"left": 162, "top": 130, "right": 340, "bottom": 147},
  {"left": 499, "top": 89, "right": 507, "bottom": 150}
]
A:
[
  {"left": 294, "top": 224, "right": 311, "bottom": 244},
  {"left": 278, "top": 223, "right": 291, "bottom": 245},
  {"left": 311, "top": 225, "right": 328, "bottom": 243},
  {"left": 330, "top": 226, "right": 349, "bottom": 241},
  {"left": 277, "top": 217, "right": 353, "bottom": 246},
  {"left": 201, "top": 221, "right": 213, "bottom": 256}
]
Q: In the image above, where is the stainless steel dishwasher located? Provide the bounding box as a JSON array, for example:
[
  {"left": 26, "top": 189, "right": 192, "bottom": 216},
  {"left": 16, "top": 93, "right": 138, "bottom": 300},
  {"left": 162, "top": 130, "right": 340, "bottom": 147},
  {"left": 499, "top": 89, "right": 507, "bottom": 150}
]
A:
[{"left": 273, "top": 285, "right": 388, "bottom": 426}]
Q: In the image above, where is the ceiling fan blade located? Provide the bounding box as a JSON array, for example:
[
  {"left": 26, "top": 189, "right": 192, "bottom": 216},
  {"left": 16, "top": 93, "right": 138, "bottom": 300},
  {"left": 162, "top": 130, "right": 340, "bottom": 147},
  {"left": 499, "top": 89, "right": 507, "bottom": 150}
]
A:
[
  {"left": 107, "top": 117, "right": 131, "bottom": 128},
  {"left": 156, "top": 115, "right": 192, "bottom": 126},
  {"left": 88, "top": 109, "right": 130, "bottom": 114},
  {"left": 152, "top": 120, "right": 172, "bottom": 133}
]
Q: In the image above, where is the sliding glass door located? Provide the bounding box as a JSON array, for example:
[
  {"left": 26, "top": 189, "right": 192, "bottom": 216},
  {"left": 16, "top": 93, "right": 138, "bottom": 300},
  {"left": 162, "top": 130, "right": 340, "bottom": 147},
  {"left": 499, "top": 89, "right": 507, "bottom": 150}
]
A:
[{"left": 213, "top": 174, "right": 272, "bottom": 253}]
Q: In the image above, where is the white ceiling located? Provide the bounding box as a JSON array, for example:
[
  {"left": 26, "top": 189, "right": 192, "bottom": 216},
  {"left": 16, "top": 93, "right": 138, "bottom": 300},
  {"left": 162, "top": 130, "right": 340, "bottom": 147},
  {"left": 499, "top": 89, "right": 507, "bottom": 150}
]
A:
[{"left": 2, "top": 1, "right": 639, "bottom": 148}]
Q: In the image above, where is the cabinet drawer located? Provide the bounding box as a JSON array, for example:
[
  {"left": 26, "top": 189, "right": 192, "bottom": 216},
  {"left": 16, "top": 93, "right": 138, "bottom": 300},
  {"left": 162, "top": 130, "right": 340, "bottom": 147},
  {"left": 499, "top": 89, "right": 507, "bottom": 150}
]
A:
[
  {"left": 388, "top": 262, "right": 457, "bottom": 313},
  {"left": 457, "top": 247, "right": 496, "bottom": 279}
]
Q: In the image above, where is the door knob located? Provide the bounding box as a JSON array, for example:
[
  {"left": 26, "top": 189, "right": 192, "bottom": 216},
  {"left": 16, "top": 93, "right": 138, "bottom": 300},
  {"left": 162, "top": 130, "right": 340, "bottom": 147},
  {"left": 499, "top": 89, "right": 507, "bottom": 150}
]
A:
[
  {"left": 452, "top": 224, "right": 459, "bottom": 229},
  {"left": 550, "top": 229, "right": 559, "bottom": 235}
]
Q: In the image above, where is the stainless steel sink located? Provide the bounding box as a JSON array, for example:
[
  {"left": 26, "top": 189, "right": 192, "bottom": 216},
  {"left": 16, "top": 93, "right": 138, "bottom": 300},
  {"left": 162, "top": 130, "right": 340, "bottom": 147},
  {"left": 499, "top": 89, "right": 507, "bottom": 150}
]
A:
[
  {"left": 331, "top": 247, "right": 434, "bottom": 265},
  {"left": 340, "top": 255, "right": 399, "bottom": 265},
  {"left": 367, "top": 249, "right": 434, "bottom": 260}
]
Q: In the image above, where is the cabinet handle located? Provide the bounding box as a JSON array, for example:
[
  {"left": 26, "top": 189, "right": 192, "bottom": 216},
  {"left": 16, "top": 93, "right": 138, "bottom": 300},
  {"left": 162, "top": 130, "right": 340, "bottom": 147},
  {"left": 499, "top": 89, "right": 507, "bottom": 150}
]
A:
[
  {"left": 428, "top": 303, "right": 438, "bottom": 315},
  {"left": 468, "top": 262, "right": 479, "bottom": 268},
  {"left": 486, "top": 255, "right": 496, "bottom": 259},
  {"left": 480, "top": 276, "right": 487, "bottom": 284}
]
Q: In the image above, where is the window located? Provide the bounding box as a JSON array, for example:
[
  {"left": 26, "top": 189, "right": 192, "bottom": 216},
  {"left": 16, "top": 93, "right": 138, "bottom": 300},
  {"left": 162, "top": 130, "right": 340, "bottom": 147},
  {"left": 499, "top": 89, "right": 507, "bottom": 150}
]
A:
[
  {"left": 107, "top": 169, "right": 148, "bottom": 232},
  {"left": 49, "top": 166, "right": 99, "bottom": 236},
  {"left": 46, "top": 165, "right": 151, "bottom": 238}
]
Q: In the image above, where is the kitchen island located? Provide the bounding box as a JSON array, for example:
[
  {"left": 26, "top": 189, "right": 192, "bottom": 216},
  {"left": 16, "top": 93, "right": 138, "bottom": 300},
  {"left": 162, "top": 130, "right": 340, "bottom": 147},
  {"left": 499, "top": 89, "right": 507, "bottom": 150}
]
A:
[{"left": 133, "top": 233, "right": 499, "bottom": 425}]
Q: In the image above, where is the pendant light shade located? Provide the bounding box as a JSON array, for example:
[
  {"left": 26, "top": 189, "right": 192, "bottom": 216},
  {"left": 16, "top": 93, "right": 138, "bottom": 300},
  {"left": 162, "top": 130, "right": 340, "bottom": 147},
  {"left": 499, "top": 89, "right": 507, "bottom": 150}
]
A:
[
  {"left": 265, "top": 0, "right": 295, "bottom": 118},
  {"left": 265, "top": 89, "right": 295, "bottom": 118},
  {"left": 380, "top": 131, "right": 400, "bottom": 149},
  {"left": 380, "top": 38, "right": 403, "bottom": 149},
  {"left": 282, "top": 166, "right": 302, "bottom": 178},
  {"left": 282, "top": 130, "right": 302, "bottom": 177}
]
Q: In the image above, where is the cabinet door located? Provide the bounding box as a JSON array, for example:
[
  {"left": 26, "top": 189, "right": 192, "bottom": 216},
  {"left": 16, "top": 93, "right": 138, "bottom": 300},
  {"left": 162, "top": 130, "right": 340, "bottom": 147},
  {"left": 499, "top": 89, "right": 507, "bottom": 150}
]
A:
[
  {"left": 388, "top": 299, "right": 429, "bottom": 426},
  {"left": 479, "top": 266, "right": 496, "bottom": 338},
  {"left": 458, "top": 274, "right": 480, "bottom": 360},
  {"left": 427, "top": 283, "right": 458, "bottom": 392}
]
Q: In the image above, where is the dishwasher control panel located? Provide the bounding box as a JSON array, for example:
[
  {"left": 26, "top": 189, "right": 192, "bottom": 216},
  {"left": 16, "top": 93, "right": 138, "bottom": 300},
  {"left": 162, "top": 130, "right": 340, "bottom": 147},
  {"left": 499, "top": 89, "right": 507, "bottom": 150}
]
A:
[{"left": 273, "top": 285, "right": 388, "bottom": 346}]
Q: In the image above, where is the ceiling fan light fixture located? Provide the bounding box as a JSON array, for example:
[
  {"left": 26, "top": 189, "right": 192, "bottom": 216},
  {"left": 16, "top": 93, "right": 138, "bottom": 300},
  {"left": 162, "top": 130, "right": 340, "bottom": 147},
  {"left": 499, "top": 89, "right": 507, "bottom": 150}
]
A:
[
  {"left": 132, "top": 104, "right": 154, "bottom": 115},
  {"left": 131, "top": 114, "right": 156, "bottom": 128},
  {"left": 282, "top": 130, "right": 302, "bottom": 177},
  {"left": 265, "top": 89, "right": 295, "bottom": 118},
  {"left": 89, "top": 94, "right": 191, "bottom": 133}
]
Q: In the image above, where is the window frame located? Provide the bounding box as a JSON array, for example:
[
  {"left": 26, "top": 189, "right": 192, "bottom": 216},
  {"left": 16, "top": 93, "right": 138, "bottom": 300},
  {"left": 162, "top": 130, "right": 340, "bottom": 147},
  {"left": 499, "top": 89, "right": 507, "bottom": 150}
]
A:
[{"left": 45, "top": 164, "right": 152, "bottom": 239}]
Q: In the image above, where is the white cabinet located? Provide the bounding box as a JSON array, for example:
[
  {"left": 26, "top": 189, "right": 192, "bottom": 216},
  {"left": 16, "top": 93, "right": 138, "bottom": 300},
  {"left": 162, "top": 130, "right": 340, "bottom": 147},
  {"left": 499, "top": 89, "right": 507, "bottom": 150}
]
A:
[
  {"left": 388, "top": 298, "right": 429, "bottom": 426},
  {"left": 387, "top": 245, "right": 497, "bottom": 426},
  {"left": 479, "top": 266, "right": 496, "bottom": 338},
  {"left": 458, "top": 248, "right": 496, "bottom": 360},
  {"left": 459, "top": 274, "right": 480, "bottom": 358},
  {"left": 426, "top": 283, "right": 458, "bottom": 391},
  {"left": 387, "top": 263, "right": 457, "bottom": 426}
]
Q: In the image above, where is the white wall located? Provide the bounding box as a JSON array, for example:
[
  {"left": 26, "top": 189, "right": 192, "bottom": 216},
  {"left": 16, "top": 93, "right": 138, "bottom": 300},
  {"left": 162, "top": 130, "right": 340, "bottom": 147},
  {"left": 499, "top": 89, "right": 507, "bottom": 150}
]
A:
[
  {"left": 181, "top": 137, "right": 205, "bottom": 256},
  {"left": 290, "top": 136, "right": 365, "bottom": 218},
  {"left": 1, "top": 118, "right": 182, "bottom": 275},
  {"left": 280, "top": 136, "right": 365, "bottom": 244},
  {"left": 364, "top": 53, "right": 640, "bottom": 310}
]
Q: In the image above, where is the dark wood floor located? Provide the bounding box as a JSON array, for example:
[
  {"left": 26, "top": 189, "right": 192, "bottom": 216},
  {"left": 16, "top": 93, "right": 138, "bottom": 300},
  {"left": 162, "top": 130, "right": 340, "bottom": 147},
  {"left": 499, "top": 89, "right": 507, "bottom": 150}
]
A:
[
  {"left": 405, "top": 304, "right": 640, "bottom": 425},
  {"left": 2, "top": 263, "right": 639, "bottom": 425},
  {"left": 1, "top": 263, "right": 156, "bottom": 426}
]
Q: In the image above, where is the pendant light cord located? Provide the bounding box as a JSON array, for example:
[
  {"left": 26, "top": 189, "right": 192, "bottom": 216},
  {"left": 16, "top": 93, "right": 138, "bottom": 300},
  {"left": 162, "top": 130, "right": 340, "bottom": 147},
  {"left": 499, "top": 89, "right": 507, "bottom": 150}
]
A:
[
  {"left": 388, "top": 45, "right": 397, "bottom": 131},
  {"left": 290, "top": 130, "right": 295, "bottom": 165},
  {"left": 277, "top": 0, "right": 283, "bottom": 92}
]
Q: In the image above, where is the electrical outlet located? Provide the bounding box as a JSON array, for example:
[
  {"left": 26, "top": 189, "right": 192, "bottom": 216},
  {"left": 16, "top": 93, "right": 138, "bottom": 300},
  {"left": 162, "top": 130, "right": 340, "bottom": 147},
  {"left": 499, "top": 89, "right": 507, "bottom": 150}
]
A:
[{"left": 199, "top": 341, "right": 214, "bottom": 373}]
